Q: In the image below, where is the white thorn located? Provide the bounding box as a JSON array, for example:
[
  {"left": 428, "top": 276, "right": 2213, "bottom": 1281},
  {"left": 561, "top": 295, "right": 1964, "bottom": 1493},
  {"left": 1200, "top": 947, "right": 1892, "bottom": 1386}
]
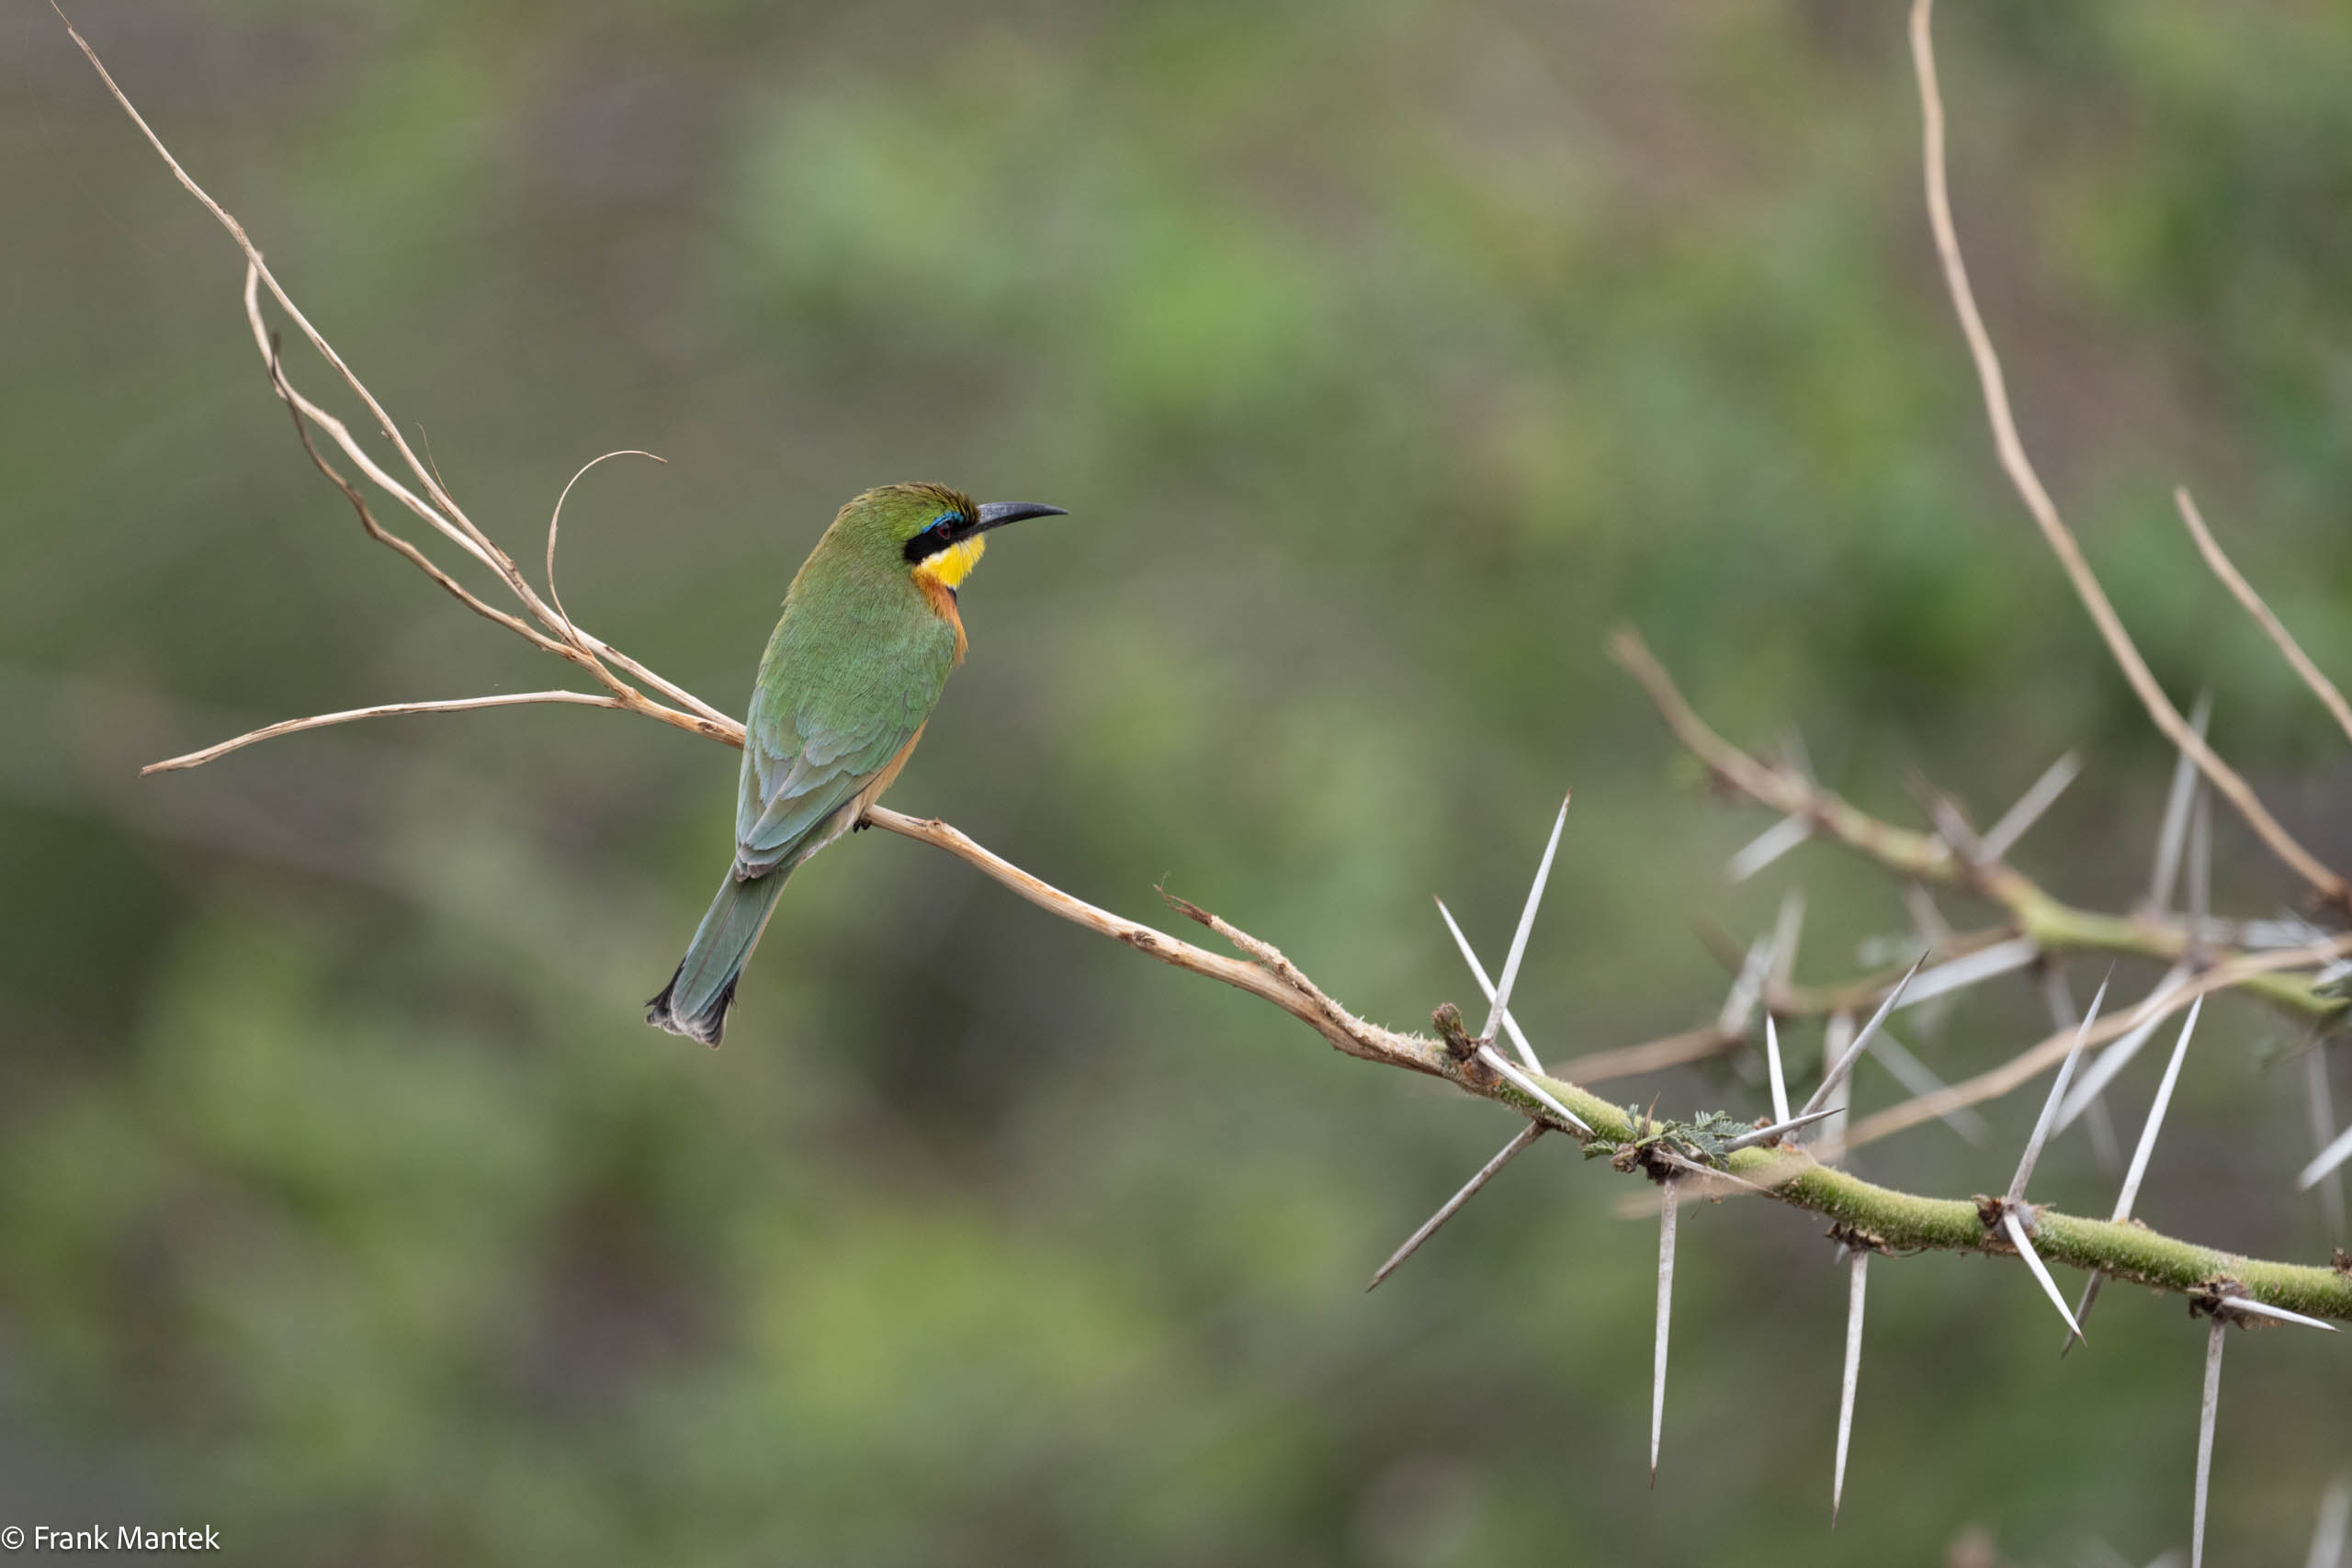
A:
[
  {"left": 1435, "top": 897, "right": 1544, "bottom": 1074},
  {"left": 1982, "top": 750, "right": 2084, "bottom": 861},
  {"left": 2116, "top": 998, "right": 2205, "bottom": 1220},
  {"left": 1765, "top": 1013, "right": 1792, "bottom": 1126},
  {"left": 2064, "top": 1271, "right": 2108, "bottom": 1356},
  {"left": 1723, "top": 1106, "right": 1840, "bottom": 1153},
  {"left": 2306, "top": 1046, "right": 2346, "bottom": 1240},
  {"left": 1864, "top": 1028, "right": 1990, "bottom": 1145},
  {"left": 2302, "top": 1122, "right": 2352, "bottom": 1195},
  {"left": 2042, "top": 964, "right": 2080, "bottom": 1032},
  {"left": 1779, "top": 727, "right": 1817, "bottom": 785},
  {"left": 1718, "top": 935, "right": 1775, "bottom": 1039},
  {"left": 2246, "top": 913, "right": 2332, "bottom": 951},
  {"left": 1833, "top": 1248, "right": 1866, "bottom": 1526},
  {"left": 2043, "top": 953, "right": 2122, "bottom": 1168},
  {"left": 2308, "top": 1474, "right": 2351, "bottom": 1568},
  {"left": 2192, "top": 1316, "right": 2224, "bottom": 1568},
  {"left": 1905, "top": 881, "right": 1954, "bottom": 951},
  {"left": 2150, "top": 694, "right": 2212, "bottom": 913},
  {"left": 2188, "top": 782, "right": 2212, "bottom": 942},
  {"left": 2060, "top": 965, "right": 2195, "bottom": 1132},
  {"left": 1929, "top": 795, "right": 1985, "bottom": 865},
  {"left": 1801, "top": 954, "right": 1927, "bottom": 1120},
  {"left": 2039, "top": 964, "right": 2117, "bottom": 1167},
  {"left": 1816, "top": 1011, "right": 1855, "bottom": 1158},
  {"left": 2010, "top": 976, "right": 2109, "bottom": 1203},
  {"left": 1365, "top": 1123, "right": 1545, "bottom": 1292},
  {"left": 1476, "top": 1045, "right": 1591, "bottom": 1135},
  {"left": 1480, "top": 796, "right": 1571, "bottom": 1048},
  {"left": 1652, "top": 1179, "right": 1679, "bottom": 1487},
  {"left": 1655, "top": 1148, "right": 1778, "bottom": 1201},
  {"left": 1771, "top": 888, "right": 1807, "bottom": 987},
  {"left": 1900, "top": 937, "right": 2041, "bottom": 1010},
  {"left": 2215, "top": 1295, "right": 2340, "bottom": 1333},
  {"left": 2002, "top": 1208, "right": 2085, "bottom": 1345},
  {"left": 1729, "top": 813, "right": 1813, "bottom": 883}
]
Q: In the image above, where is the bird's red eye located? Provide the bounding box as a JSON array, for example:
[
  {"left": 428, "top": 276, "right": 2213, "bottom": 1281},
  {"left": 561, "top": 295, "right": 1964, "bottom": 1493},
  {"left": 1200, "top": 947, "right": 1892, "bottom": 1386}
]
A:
[{"left": 904, "top": 513, "right": 969, "bottom": 562}]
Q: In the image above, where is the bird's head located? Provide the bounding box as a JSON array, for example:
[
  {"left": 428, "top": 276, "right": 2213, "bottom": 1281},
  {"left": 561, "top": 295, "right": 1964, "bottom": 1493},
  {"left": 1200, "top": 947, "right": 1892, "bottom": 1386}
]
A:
[{"left": 832, "top": 482, "right": 1067, "bottom": 597}]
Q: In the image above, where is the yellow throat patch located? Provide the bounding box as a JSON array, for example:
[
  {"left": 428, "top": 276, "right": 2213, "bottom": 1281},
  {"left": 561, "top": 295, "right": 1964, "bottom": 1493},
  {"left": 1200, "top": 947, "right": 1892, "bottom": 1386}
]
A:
[{"left": 913, "top": 533, "right": 986, "bottom": 592}]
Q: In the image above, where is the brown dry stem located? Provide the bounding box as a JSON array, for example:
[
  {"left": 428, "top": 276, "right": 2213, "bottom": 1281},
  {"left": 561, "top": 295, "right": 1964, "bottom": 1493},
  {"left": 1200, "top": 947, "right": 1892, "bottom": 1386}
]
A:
[
  {"left": 2173, "top": 487, "right": 2352, "bottom": 750},
  {"left": 1908, "top": 0, "right": 2346, "bottom": 908}
]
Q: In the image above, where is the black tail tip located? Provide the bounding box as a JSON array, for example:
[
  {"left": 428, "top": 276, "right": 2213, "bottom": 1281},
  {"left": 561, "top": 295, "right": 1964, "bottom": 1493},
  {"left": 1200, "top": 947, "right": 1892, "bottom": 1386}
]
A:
[{"left": 645, "top": 969, "right": 737, "bottom": 1048}]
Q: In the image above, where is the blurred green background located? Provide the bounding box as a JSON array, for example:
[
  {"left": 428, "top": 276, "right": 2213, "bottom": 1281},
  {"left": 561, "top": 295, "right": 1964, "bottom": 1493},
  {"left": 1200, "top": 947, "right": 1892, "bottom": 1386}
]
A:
[{"left": 6, "top": 1, "right": 2349, "bottom": 1562}]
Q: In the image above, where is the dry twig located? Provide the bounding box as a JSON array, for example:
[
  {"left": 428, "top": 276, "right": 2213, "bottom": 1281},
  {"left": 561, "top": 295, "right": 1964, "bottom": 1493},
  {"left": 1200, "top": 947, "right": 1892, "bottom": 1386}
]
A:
[
  {"left": 1908, "top": 0, "right": 2346, "bottom": 907},
  {"left": 2174, "top": 488, "right": 2352, "bottom": 750}
]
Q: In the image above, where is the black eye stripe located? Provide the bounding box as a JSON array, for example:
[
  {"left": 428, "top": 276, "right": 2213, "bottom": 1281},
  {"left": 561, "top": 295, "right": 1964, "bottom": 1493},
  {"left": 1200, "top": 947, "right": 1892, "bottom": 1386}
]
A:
[{"left": 901, "top": 512, "right": 972, "bottom": 562}]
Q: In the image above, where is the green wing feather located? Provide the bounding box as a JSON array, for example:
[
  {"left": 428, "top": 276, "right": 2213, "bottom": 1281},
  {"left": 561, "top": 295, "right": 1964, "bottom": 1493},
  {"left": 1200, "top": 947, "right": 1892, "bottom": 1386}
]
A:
[{"left": 733, "top": 587, "right": 958, "bottom": 874}]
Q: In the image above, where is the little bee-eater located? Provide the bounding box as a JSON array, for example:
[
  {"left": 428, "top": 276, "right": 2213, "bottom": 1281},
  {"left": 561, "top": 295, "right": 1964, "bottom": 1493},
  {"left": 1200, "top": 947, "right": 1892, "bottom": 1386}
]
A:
[{"left": 648, "top": 482, "right": 1067, "bottom": 1044}]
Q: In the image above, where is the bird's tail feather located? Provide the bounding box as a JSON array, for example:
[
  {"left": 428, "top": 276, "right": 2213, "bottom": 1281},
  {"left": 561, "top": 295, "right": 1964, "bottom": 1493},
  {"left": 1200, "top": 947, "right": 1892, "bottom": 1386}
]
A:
[{"left": 647, "top": 865, "right": 791, "bottom": 1046}]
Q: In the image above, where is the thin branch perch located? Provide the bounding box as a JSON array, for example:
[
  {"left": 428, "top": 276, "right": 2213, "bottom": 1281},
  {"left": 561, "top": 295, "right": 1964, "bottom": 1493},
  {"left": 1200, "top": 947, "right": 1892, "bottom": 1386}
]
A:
[{"left": 141, "top": 692, "right": 629, "bottom": 774}]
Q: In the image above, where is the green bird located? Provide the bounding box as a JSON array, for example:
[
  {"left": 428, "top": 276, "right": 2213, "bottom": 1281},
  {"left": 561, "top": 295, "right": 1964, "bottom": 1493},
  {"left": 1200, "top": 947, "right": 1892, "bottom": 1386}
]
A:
[{"left": 648, "top": 482, "right": 1067, "bottom": 1045}]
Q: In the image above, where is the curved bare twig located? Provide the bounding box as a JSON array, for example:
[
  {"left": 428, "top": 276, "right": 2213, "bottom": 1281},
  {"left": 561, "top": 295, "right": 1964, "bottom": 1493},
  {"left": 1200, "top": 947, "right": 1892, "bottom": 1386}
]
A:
[
  {"left": 2173, "top": 487, "right": 2352, "bottom": 750},
  {"left": 546, "top": 450, "right": 668, "bottom": 650},
  {"left": 1907, "top": 0, "right": 2347, "bottom": 907}
]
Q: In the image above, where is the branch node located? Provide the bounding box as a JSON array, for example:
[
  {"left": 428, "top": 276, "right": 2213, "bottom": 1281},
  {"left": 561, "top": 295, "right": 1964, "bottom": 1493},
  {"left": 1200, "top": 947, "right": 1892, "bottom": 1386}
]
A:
[
  {"left": 1156, "top": 883, "right": 1215, "bottom": 928},
  {"left": 1432, "top": 1002, "right": 1481, "bottom": 1065},
  {"left": 1826, "top": 1220, "right": 1890, "bottom": 1258},
  {"left": 1976, "top": 1193, "right": 2024, "bottom": 1238}
]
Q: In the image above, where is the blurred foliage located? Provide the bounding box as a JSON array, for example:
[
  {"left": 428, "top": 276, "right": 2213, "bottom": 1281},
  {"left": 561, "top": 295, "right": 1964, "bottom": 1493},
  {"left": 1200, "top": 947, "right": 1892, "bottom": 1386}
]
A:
[{"left": 4, "top": 1, "right": 2350, "bottom": 1562}]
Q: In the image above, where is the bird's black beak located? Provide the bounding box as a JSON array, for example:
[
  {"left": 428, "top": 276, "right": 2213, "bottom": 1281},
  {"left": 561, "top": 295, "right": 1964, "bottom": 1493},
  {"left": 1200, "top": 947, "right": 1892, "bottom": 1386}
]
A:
[{"left": 974, "top": 501, "right": 1068, "bottom": 534}]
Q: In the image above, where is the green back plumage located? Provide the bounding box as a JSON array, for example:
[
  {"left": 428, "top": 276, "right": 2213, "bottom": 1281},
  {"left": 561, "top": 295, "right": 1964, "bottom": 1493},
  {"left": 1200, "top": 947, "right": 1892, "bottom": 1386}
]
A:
[{"left": 733, "top": 483, "right": 969, "bottom": 868}]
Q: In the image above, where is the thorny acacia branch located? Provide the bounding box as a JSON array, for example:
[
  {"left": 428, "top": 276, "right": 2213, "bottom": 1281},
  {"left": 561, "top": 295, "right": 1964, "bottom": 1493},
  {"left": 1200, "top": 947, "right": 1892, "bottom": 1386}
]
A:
[
  {"left": 1590, "top": 1, "right": 2352, "bottom": 1190},
  {"left": 61, "top": 0, "right": 2352, "bottom": 1348},
  {"left": 1611, "top": 626, "right": 2345, "bottom": 1021}
]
